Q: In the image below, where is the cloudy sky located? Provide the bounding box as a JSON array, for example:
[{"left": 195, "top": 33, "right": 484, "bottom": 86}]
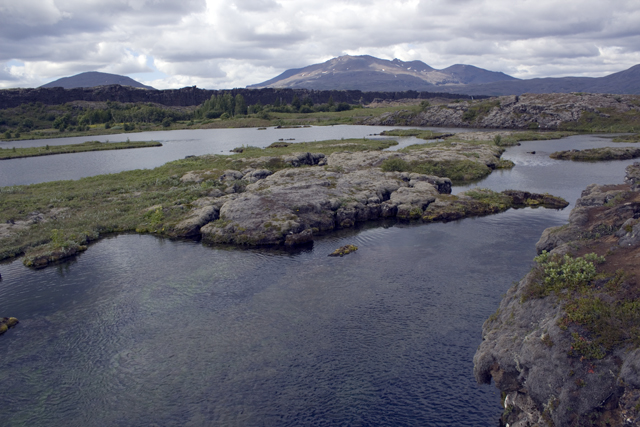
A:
[{"left": 1, "top": 0, "right": 639, "bottom": 90}]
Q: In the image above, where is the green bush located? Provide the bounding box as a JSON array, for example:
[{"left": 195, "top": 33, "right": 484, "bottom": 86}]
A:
[{"left": 380, "top": 158, "right": 409, "bottom": 172}]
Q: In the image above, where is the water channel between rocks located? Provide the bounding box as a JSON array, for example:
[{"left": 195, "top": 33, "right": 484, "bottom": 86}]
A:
[{"left": 0, "top": 129, "right": 638, "bottom": 426}]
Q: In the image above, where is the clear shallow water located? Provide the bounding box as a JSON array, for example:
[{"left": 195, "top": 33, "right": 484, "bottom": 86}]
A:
[
  {"left": 0, "top": 210, "right": 565, "bottom": 426},
  {"left": 0, "top": 125, "right": 471, "bottom": 187},
  {"left": 0, "top": 129, "right": 637, "bottom": 426}
]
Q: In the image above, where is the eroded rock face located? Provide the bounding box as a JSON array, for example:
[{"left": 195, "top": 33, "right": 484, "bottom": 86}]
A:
[
  {"left": 199, "top": 167, "right": 432, "bottom": 245},
  {"left": 475, "top": 163, "right": 640, "bottom": 427},
  {"left": 362, "top": 93, "right": 640, "bottom": 130}
]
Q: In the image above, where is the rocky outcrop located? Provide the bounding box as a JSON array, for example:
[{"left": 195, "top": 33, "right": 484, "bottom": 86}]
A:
[
  {"left": 475, "top": 163, "right": 640, "bottom": 426},
  {"left": 167, "top": 145, "right": 566, "bottom": 246},
  {"left": 361, "top": 93, "right": 640, "bottom": 130}
]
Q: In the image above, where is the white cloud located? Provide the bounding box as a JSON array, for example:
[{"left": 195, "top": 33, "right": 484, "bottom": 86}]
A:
[{"left": 0, "top": 0, "right": 639, "bottom": 89}]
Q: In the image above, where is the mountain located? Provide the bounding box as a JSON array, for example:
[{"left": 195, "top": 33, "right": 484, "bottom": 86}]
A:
[
  {"left": 40, "top": 71, "right": 155, "bottom": 90},
  {"left": 248, "top": 55, "right": 517, "bottom": 92},
  {"left": 249, "top": 55, "right": 640, "bottom": 95},
  {"left": 431, "top": 64, "right": 640, "bottom": 96}
]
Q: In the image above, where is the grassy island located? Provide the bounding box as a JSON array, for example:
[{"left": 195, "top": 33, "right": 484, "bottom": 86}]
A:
[
  {"left": 0, "top": 140, "right": 162, "bottom": 160},
  {"left": 0, "top": 132, "right": 572, "bottom": 268},
  {"left": 550, "top": 146, "right": 640, "bottom": 161}
]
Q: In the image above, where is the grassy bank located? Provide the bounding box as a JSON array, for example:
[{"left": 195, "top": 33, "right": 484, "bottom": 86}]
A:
[{"left": 0, "top": 140, "right": 161, "bottom": 160}]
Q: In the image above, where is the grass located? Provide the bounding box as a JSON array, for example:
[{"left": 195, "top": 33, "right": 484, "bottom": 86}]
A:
[
  {"left": 549, "top": 147, "right": 640, "bottom": 161},
  {"left": 0, "top": 140, "right": 161, "bottom": 159},
  {"left": 380, "top": 157, "right": 494, "bottom": 184},
  {"left": 494, "top": 131, "right": 577, "bottom": 147},
  {"left": 461, "top": 99, "right": 501, "bottom": 122},
  {"left": 230, "top": 138, "right": 398, "bottom": 159},
  {"left": 559, "top": 107, "right": 640, "bottom": 133},
  {"left": 379, "top": 129, "right": 450, "bottom": 139},
  {"left": 612, "top": 133, "right": 640, "bottom": 143}
]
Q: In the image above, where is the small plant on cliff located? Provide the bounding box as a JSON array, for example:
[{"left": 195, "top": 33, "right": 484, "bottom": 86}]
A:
[{"left": 527, "top": 251, "right": 605, "bottom": 298}]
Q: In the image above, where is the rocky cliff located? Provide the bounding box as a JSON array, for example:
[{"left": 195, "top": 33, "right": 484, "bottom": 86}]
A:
[
  {"left": 474, "top": 163, "right": 640, "bottom": 426},
  {"left": 362, "top": 93, "right": 640, "bottom": 131}
]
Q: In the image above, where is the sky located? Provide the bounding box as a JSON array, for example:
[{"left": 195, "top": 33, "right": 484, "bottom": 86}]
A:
[{"left": 1, "top": 0, "right": 639, "bottom": 90}]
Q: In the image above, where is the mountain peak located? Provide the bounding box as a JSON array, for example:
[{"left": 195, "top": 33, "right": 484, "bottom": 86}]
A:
[{"left": 40, "top": 71, "right": 155, "bottom": 90}]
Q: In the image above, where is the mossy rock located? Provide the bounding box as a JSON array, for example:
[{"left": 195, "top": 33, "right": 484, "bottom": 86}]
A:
[
  {"left": 329, "top": 245, "right": 358, "bottom": 257},
  {"left": 0, "top": 317, "right": 19, "bottom": 335}
]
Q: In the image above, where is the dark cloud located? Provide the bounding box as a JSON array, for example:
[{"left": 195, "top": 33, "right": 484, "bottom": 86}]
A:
[{"left": 1, "top": 0, "right": 639, "bottom": 89}]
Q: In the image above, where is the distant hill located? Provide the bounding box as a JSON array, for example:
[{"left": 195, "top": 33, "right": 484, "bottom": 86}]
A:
[
  {"left": 249, "top": 55, "right": 517, "bottom": 92},
  {"left": 431, "top": 64, "right": 640, "bottom": 96},
  {"left": 250, "top": 55, "right": 640, "bottom": 95},
  {"left": 40, "top": 71, "right": 155, "bottom": 90}
]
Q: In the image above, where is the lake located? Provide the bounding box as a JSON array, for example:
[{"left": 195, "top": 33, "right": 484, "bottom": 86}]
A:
[
  {"left": 0, "top": 128, "right": 637, "bottom": 426},
  {"left": 0, "top": 125, "right": 474, "bottom": 187}
]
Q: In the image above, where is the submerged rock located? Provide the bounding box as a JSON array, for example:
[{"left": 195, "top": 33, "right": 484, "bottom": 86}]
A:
[
  {"left": 328, "top": 245, "right": 358, "bottom": 257},
  {"left": 0, "top": 317, "right": 19, "bottom": 335}
]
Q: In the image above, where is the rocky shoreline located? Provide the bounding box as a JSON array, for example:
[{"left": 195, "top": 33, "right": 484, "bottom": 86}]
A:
[
  {"left": 362, "top": 93, "right": 640, "bottom": 131},
  {"left": 474, "top": 162, "right": 640, "bottom": 426}
]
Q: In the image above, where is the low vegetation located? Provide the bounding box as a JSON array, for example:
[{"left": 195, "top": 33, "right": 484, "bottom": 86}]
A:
[
  {"left": 612, "top": 133, "right": 640, "bottom": 143},
  {"left": 550, "top": 147, "right": 640, "bottom": 161},
  {"left": 559, "top": 107, "right": 640, "bottom": 133},
  {"left": 380, "top": 157, "right": 496, "bottom": 184},
  {"left": 0, "top": 140, "right": 161, "bottom": 159},
  {"left": 0, "top": 139, "right": 397, "bottom": 263},
  {"left": 524, "top": 251, "right": 640, "bottom": 360},
  {"left": 379, "top": 129, "right": 450, "bottom": 139},
  {"left": 462, "top": 99, "right": 501, "bottom": 122}
]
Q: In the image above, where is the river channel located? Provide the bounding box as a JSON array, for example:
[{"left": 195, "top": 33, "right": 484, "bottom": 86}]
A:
[{"left": 0, "top": 128, "right": 638, "bottom": 426}]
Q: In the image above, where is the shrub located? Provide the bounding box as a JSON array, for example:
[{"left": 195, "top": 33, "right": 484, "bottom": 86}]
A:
[{"left": 380, "top": 158, "right": 409, "bottom": 172}]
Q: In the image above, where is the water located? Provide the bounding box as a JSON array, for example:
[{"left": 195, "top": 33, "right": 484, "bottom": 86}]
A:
[
  {"left": 0, "top": 129, "right": 637, "bottom": 426},
  {"left": 0, "top": 125, "right": 471, "bottom": 187}
]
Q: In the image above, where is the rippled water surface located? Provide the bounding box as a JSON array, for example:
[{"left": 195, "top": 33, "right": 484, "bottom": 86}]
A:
[{"left": 0, "top": 129, "right": 637, "bottom": 426}]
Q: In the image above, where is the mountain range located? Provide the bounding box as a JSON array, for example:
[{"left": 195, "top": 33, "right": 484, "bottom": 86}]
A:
[
  {"left": 40, "top": 71, "right": 155, "bottom": 90},
  {"left": 249, "top": 55, "right": 517, "bottom": 92},
  {"left": 250, "top": 55, "right": 640, "bottom": 95},
  {"left": 36, "top": 56, "right": 640, "bottom": 96}
]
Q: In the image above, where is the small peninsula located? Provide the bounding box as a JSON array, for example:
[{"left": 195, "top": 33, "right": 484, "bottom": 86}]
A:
[{"left": 0, "top": 140, "right": 162, "bottom": 160}]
